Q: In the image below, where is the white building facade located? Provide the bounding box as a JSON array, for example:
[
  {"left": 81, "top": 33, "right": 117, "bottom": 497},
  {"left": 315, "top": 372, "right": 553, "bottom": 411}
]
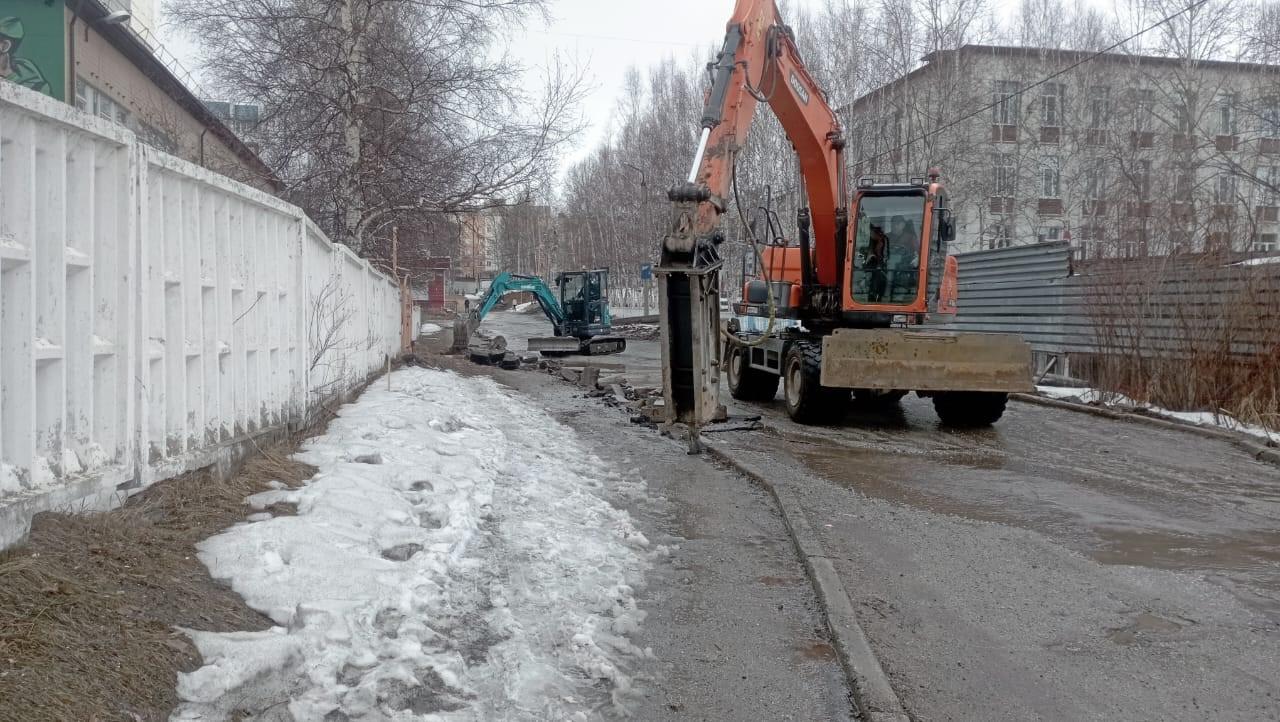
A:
[{"left": 843, "top": 45, "right": 1280, "bottom": 259}]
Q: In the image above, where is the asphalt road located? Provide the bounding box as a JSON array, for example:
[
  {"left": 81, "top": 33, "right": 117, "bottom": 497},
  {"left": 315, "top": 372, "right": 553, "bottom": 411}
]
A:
[{"left": 473, "top": 310, "right": 1280, "bottom": 720}]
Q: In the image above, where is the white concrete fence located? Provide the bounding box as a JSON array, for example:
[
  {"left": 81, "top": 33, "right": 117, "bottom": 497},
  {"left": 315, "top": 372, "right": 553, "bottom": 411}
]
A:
[{"left": 0, "top": 84, "right": 402, "bottom": 547}]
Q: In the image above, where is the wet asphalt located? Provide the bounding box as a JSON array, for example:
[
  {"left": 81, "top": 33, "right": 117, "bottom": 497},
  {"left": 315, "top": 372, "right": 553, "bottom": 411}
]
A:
[{"left": 472, "top": 311, "right": 1280, "bottom": 721}]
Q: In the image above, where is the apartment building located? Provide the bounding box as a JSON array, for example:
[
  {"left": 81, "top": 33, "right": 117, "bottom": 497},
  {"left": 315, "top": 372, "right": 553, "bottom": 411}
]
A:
[{"left": 843, "top": 45, "right": 1280, "bottom": 258}]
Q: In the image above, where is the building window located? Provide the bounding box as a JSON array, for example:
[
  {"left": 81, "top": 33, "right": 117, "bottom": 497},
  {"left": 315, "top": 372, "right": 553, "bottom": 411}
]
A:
[
  {"left": 1072, "top": 228, "right": 1092, "bottom": 261},
  {"left": 136, "top": 121, "right": 178, "bottom": 155},
  {"left": 1135, "top": 159, "right": 1152, "bottom": 200},
  {"left": 1216, "top": 92, "right": 1237, "bottom": 136},
  {"left": 992, "top": 152, "right": 1015, "bottom": 197},
  {"left": 1041, "top": 83, "right": 1065, "bottom": 128},
  {"left": 1216, "top": 173, "right": 1238, "bottom": 205},
  {"left": 992, "top": 80, "right": 1021, "bottom": 126},
  {"left": 1085, "top": 160, "right": 1106, "bottom": 200},
  {"left": 989, "top": 222, "right": 1013, "bottom": 249},
  {"left": 1178, "top": 91, "right": 1198, "bottom": 134},
  {"left": 75, "top": 77, "right": 130, "bottom": 126},
  {"left": 1037, "top": 224, "right": 1062, "bottom": 243},
  {"left": 1175, "top": 165, "right": 1195, "bottom": 201},
  {"left": 1134, "top": 88, "right": 1155, "bottom": 132},
  {"left": 1263, "top": 97, "right": 1280, "bottom": 139},
  {"left": 1087, "top": 86, "right": 1110, "bottom": 130},
  {"left": 1040, "top": 156, "right": 1060, "bottom": 199},
  {"left": 1254, "top": 233, "right": 1279, "bottom": 252}
]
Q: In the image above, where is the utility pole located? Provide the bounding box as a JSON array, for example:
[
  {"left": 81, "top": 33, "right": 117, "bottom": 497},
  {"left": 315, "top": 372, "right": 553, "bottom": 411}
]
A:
[{"left": 623, "top": 161, "right": 654, "bottom": 315}]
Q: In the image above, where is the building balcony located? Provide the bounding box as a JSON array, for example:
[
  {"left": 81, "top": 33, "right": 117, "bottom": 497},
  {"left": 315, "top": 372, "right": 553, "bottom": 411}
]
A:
[
  {"left": 1038, "top": 198, "right": 1064, "bottom": 216},
  {"left": 1215, "top": 135, "right": 1239, "bottom": 152},
  {"left": 1256, "top": 205, "right": 1279, "bottom": 222},
  {"left": 1040, "top": 127, "right": 1061, "bottom": 144},
  {"left": 1130, "top": 131, "right": 1155, "bottom": 149},
  {"left": 989, "top": 196, "right": 1015, "bottom": 214},
  {"left": 1261, "top": 138, "right": 1280, "bottom": 155},
  {"left": 1084, "top": 129, "right": 1107, "bottom": 147}
]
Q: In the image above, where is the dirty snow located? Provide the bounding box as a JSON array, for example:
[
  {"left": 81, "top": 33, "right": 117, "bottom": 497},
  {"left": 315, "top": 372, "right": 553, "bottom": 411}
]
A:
[
  {"left": 418, "top": 322, "right": 443, "bottom": 335},
  {"left": 1230, "top": 256, "right": 1280, "bottom": 266},
  {"left": 510, "top": 301, "right": 535, "bottom": 313},
  {"left": 175, "top": 367, "right": 655, "bottom": 720},
  {"left": 1036, "top": 385, "right": 1277, "bottom": 442}
]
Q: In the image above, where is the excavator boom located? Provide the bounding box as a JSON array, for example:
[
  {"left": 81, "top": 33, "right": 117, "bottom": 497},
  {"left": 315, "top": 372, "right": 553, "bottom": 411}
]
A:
[{"left": 658, "top": 0, "right": 846, "bottom": 429}]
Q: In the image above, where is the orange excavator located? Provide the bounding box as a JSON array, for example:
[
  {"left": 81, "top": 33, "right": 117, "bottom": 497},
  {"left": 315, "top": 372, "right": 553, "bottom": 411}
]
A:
[{"left": 656, "top": 0, "right": 1032, "bottom": 433}]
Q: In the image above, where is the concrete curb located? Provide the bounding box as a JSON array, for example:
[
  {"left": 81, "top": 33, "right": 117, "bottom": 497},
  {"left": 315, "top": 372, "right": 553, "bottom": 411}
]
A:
[
  {"left": 704, "top": 443, "right": 910, "bottom": 722},
  {"left": 1010, "top": 393, "right": 1280, "bottom": 467}
]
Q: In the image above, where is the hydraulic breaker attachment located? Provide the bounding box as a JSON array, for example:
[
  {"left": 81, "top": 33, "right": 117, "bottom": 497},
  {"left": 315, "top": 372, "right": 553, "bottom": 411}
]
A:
[{"left": 657, "top": 186, "right": 724, "bottom": 433}]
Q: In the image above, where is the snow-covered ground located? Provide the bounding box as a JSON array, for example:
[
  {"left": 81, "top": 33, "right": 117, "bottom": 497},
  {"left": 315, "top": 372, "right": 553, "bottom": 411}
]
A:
[
  {"left": 1037, "top": 385, "right": 1277, "bottom": 442},
  {"left": 175, "top": 368, "right": 659, "bottom": 720},
  {"left": 418, "top": 322, "right": 443, "bottom": 335}
]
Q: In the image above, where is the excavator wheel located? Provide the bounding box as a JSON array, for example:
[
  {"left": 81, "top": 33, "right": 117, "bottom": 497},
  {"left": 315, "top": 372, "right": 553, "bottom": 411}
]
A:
[
  {"left": 783, "top": 341, "right": 849, "bottom": 424},
  {"left": 853, "top": 389, "right": 909, "bottom": 407},
  {"left": 726, "top": 343, "right": 780, "bottom": 401},
  {"left": 932, "top": 391, "right": 1009, "bottom": 427}
]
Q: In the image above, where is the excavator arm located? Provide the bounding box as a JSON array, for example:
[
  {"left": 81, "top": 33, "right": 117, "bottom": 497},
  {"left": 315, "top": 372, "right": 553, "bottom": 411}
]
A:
[
  {"left": 472, "top": 272, "right": 566, "bottom": 329},
  {"left": 452, "top": 272, "right": 566, "bottom": 352},
  {"left": 658, "top": 0, "right": 847, "bottom": 428}
]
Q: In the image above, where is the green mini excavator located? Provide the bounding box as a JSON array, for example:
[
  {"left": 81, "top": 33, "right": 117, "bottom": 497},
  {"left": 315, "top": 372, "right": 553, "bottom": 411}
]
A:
[{"left": 452, "top": 269, "right": 626, "bottom": 356}]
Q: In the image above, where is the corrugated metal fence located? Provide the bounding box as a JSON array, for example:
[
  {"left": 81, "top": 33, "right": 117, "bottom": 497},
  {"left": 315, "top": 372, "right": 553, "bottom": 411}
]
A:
[
  {"left": 0, "top": 84, "right": 401, "bottom": 546},
  {"left": 934, "top": 240, "right": 1280, "bottom": 375}
]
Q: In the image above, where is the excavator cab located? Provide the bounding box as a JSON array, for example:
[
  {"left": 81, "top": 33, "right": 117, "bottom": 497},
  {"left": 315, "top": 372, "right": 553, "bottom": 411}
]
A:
[{"left": 555, "top": 269, "right": 613, "bottom": 339}]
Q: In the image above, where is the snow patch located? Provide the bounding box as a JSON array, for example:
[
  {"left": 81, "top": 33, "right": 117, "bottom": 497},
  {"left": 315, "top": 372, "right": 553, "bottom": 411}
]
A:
[
  {"left": 1230, "top": 255, "right": 1280, "bottom": 266},
  {"left": 175, "top": 367, "right": 652, "bottom": 719},
  {"left": 1036, "top": 385, "right": 1277, "bottom": 442},
  {"left": 418, "top": 322, "right": 443, "bottom": 335}
]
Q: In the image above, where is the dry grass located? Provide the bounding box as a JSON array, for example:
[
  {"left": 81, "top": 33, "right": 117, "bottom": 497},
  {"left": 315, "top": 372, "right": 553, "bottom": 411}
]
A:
[
  {"left": 1083, "top": 254, "right": 1280, "bottom": 433},
  {"left": 0, "top": 441, "right": 316, "bottom": 722}
]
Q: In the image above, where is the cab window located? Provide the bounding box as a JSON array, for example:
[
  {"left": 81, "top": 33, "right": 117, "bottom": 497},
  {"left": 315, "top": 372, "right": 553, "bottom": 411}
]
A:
[{"left": 851, "top": 194, "right": 926, "bottom": 305}]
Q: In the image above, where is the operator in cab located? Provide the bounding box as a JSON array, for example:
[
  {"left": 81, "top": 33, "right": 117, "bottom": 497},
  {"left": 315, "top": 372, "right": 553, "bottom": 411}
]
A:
[{"left": 888, "top": 216, "right": 919, "bottom": 269}]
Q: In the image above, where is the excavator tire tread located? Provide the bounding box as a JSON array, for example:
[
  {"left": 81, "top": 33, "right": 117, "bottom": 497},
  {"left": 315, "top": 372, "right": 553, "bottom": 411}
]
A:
[
  {"left": 727, "top": 344, "right": 780, "bottom": 401},
  {"left": 784, "top": 341, "right": 848, "bottom": 424},
  {"left": 932, "top": 391, "right": 1008, "bottom": 427}
]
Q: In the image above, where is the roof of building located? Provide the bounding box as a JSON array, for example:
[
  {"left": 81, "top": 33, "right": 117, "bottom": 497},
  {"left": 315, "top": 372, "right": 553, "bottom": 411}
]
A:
[
  {"left": 843, "top": 44, "right": 1280, "bottom": 114},
  {"left": 78, "top": 0, "right": 282, "bottom": 191}
]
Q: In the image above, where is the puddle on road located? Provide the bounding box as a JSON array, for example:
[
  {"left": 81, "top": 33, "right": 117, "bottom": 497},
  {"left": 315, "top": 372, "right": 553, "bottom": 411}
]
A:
[
  {"left": 1105, "top": 612, "right": 1184, "bottom": 645},
  {"left": 796, "top": 641, "right": 838, "bottom": 662},
  {"left": 782, "top": 436, "right": 1280, "bottom": 622}
]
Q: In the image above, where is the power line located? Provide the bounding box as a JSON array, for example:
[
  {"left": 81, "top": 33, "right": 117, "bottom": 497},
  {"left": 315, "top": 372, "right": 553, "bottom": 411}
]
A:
[{"left": 853, "top": 0, "right": 1212, "bottom": 167}]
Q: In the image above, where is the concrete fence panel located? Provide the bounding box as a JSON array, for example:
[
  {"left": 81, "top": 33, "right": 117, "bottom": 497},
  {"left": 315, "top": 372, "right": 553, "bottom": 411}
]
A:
[{"left": 0, "top": 84, "right": 401, "bottom": 548}]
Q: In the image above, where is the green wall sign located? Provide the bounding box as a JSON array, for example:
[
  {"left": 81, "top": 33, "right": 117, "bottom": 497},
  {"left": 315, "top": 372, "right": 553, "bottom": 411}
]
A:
[{"left": 0, "top": 1, "right": 64, "bottom": 101}]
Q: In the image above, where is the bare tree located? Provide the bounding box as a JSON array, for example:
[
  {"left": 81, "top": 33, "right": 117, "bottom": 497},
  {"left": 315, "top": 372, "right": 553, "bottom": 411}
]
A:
[{"left": 169, "top": 0, "right": 587, "bottom": 254}]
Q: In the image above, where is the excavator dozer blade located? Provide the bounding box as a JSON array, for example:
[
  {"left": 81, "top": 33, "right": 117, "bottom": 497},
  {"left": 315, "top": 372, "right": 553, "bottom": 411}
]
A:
[
  {"left": 526, "top": 336, "right": 583, "bottom": 355},
  {"left": 820, "top": 328, "right": 1035, "bottom": 393}
]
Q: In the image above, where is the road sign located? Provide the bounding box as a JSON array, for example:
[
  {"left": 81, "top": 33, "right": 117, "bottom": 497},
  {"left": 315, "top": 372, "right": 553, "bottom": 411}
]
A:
[{"left": 640, "top": 263, "right": 653, "bottom": 281}]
